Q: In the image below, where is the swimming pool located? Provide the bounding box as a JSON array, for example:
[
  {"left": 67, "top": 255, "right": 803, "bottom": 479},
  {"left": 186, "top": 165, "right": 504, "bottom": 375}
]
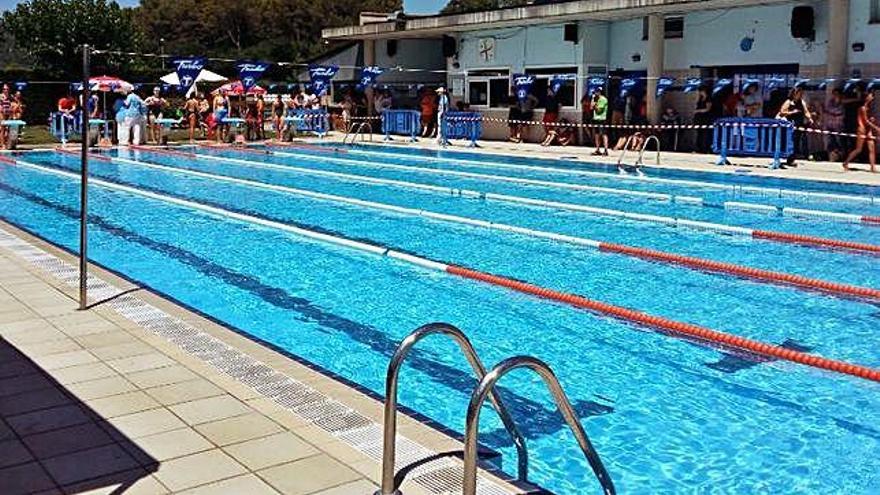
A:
[{"left": 1, "top": 144, "right": 879, "bottom": 493}]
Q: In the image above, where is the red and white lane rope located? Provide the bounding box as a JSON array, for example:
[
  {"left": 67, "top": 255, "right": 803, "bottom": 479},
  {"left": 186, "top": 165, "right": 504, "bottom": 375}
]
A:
[{"left": 8, "top": 156, "right": 878, "bottom": 384}]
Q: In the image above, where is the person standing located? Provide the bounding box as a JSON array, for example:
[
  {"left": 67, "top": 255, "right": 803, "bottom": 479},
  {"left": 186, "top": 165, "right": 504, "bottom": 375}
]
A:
[
  {"left": 419, "top": 88, "right": 436, "bottom": 138},
  {"left": 213, "top": 90, "right": 229, "bottom": 143},
  {"left": 740, "top": 82, "right": 763, "bottom": 117},
  {"left": 144, "top": 87, "right": 167, "bottom": 144},
  {"left": 776, "top": 87, "right": 813, "bottom": 167},
  {"left": 823, "top": 88, "right": 845, "bottom": 161},
  {"left": 591, "top": 87, "right": 609, "bottom": 156},
  {"left": 272, "top": 94, "right": 285, "bottom": 140},
  {"left": 541, "top": 86, "right": 561, "bottom": 146},
  {"left": 184, "top": 93, "right": 200, "bottom": 143},
  {"left": 693, "top": 87, "right": 715, "bottom": 153},
  {"left": 255, "top": 94, "right": 265, "bottom": 140},
  {"left": 436, "top": 87, "right": 449, "bottom": 145},
  {"left": 842, "top": 92, "right": 878, "bottom": 173}
]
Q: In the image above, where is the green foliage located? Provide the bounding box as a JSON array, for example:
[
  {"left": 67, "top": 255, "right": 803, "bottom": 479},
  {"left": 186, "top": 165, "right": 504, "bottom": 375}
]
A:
[
  {"left": 0, "top": 0, "right": 142, "bottom": 78},
  {"left": 441, "top": 0, "right": 530, "bottom": 15}
]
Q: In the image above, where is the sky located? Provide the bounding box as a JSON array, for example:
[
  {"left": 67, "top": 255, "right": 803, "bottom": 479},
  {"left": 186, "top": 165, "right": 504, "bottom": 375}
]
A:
[{"left": 0, "top": 0, "right": 448, "bottom": 14}]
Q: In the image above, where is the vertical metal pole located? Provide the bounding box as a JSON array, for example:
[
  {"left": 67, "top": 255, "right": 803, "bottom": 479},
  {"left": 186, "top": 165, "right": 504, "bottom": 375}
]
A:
[{"left": 79, "top": 44, "right": 90, "bottom": 310}]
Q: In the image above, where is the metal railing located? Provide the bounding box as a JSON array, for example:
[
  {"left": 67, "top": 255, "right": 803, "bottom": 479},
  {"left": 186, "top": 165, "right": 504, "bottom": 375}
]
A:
[
  {"left": 463, "top": 356, "right": 616, "bottom": 495},
  {"left": 376, "top": 323, "right": 528, "bottom": 495},
  {"left": 617, "top": 134, "right": 660, "bottom": 173},
  {"left": 343, "top": 121, "right": 373, "bottom": 145}
]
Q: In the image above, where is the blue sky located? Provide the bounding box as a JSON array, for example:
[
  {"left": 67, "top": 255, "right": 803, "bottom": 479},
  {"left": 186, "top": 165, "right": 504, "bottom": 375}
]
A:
[{"left": 0, "top": 0, "right": 447, "bottom": 13}]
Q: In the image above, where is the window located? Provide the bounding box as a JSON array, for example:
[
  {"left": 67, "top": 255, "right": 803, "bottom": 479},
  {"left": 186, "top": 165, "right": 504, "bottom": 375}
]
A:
[
  {"left": 466, "top": 69, "right": 510, "bottom": 108},
  {"left": 525, "top": 67, "right": 578, "bottom": 108},
  {"left": 642, "top": 16, "right": 685, "bottom": 40},
  {"left": 871, "top": 0, "right": 880, "bottom": 23}
]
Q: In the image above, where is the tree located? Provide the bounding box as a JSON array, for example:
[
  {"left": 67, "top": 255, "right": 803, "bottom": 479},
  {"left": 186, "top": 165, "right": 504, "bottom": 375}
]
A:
[
  {"left": 441, "top": 0, "right": 529, "bottom": 15},
  {"left": 0, "top": 0, "right": 143, "bottom": 79}
]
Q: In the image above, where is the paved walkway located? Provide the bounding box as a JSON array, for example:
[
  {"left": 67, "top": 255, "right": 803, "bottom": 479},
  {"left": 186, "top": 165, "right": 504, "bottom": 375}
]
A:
[{"left": 0, "top": 224, "right": 508, "bottom": 495}]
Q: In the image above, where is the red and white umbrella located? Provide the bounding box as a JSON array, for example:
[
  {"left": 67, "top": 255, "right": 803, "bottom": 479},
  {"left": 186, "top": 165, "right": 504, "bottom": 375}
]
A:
[
  {"left": 211, "top": 80, "right": 266, "bottom": 96},
  {"left": 89, "top": 75, "right": 133, "bottom": 92}
]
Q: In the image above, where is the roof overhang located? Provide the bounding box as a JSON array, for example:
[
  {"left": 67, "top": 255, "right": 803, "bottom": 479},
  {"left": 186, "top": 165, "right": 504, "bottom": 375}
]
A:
[{"left": 323, "top": 0, "right": 795, "bottom": 40}]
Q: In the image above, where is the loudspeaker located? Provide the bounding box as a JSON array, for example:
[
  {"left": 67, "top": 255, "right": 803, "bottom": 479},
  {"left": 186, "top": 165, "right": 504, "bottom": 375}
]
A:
[
  {"left": 564, "top": 23, "right": 578, "bottom": 43},
  {"left": 790, "top": 6, "right": 815, "bottom": 40},
  {"left": 386, "top": 40, "right": 398, "bottom": 58},
  {"left": 442, "top": 35, "right": 456, "bottom": 57}
]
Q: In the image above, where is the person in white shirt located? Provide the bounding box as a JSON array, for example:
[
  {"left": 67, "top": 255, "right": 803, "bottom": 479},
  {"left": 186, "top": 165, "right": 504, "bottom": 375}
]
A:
[{"left": 436, "top": 87, "right": 449, "bottom": 145}]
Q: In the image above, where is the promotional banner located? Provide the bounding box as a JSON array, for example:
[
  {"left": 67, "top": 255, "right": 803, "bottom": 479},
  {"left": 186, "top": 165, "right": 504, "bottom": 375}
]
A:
[
  {"left": 619, "top": 78, "right": 637, "bottom": 98},
  {"left": 69, "top": 82, "right": 83, "bottom": 92},
  {"left": 357, "top": 66, "right": 384, "bottom": 91},
  {"left": 171, "top": 57, "right": 206, "bottom": 93},
  {"left": 512, "top": 73, "right": 535, "bottom": 101},
  {"left": 741, "top": 78, "right": 761, "bottom": 92},
  {"left": 682, "top": 77, "right": 702, "bottom": 93},
  {"left": 655, "top": 76, "right": 675, "bottom": 97},
  {"left": 867, "top": 78, "right": 880, "bottom": 92},
  {"left": 236, "top": 60, "right": 271, "bottom": 91},
  {"left": 711, "top": 78, "right": 732, "bottom": 96},
  {"left": 14, "top": 81, "right": 27, "bottom": 91},
  {"left": 308, "top": 64, "right": 339, "bottom": 96},
  {"left": 549, "top": 74, "right": 575, "bottom": 94},
  {"left": 586, "top": 77, "right": 605, "bottom": 95},
  {"left": 765, "top": 75, "right": 788, "bottom": 90}
]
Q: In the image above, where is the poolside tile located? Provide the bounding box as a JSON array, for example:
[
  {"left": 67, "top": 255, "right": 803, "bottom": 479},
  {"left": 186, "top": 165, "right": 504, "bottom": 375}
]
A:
[
  {"left": 0, "top": 461, "right": 57, "bottom": 494},
  {"left": 258, "top": 454, "right": 361, "bottom": 495},
  {"left": 89, "top": 342, "right": 156, "bottom": 361},
  {"left": 122, "top": 427, "right": 213, "bottom": 463},
  {"left": 222, "top": 432, "right": 318, "bottom": 471},
  {"left": 5, "top": 327, "right": 68, "bottom": 346},
  {"left": 42, "top": 443, "right": 139, "bottom": 486},
  {"left": 0, "top": 386, "right": 71, "bottom": 416},
  {"left": 66, "top": 375, "right": 137, "bottom": 401},
  {"left": 177, "top": 474, "right": 281, "bottom": 495},
  {"left": 152, "top": 450, "right": 247, "bottom": 492},
  {"left": 103, "top": 408, "right": 186, "bottom": 439},
  {"left": 48, "top": 362, "right": 119, "bottom": 385},
  {"left": 145, "top": 378, "right": 224, "bottom": 406},
  {"left": 6, "top": 404, "right": 92, "bottom": 436},
  {"left": 86, "top": 390, "right": 161, "bottom": 418},
  {"left": 311, "top": 479, "right": 378, "bottom": 495},
  {"left": 60, "top": 470, "right": 168, "bottom": 495},
  {"left": 169, "top": 395, "right": 253, "bottom": 426},
  {"left": 31, "top": 349, "right": 99, "bottom": 371},
  {"left": 0, "top": 317, "right": 47, "bottom": 335},
  {"left": 107, "top": 353, "right": 175, "bottom": 374},
  {"left": 193, "top": 411, "right": 283, "bottom": 446},
  {"left": 12, "top": 338, "right": 82, "bottom": 358},
  {"left": 125, "top": 364, "right": 198, "bottom": 388},
  {"left": 22, "top": 421, "right": 115, "bottom": 459},
  {"left": 74, "top": 330, "right": 139, "bottom": 349},
  {"left": 0, "top": 438, "right": 34, "bottom": 468}
]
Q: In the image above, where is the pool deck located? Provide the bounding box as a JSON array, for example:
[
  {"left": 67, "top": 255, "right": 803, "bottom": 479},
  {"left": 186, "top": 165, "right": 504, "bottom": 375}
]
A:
[{"left": 0, "top": 220, "right": 529, "bottom": 495}]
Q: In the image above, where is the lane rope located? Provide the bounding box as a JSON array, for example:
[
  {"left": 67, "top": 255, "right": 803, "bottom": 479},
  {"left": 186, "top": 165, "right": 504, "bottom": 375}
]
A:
[
  {"left": 102, "top": 152, "right": 880, "bottom": 301},
  {"left": 5, "top": 157, "right": 879, "bottom": 384}
]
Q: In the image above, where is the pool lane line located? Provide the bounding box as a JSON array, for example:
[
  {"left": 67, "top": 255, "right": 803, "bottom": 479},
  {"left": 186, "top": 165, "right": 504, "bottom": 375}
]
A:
[
  {"left": 185, "top": 146, "right": 880, "bottom": 255},
  {"left": 100, "top": 153, "right": 880, "bottom": 302},
  {"left": 268, "top": 143, "right": 879, "bottom": 205},
  {"left": 55, "top": 147, "right": 113, "bottom": 162},
  {"left": 7, "top": 157, "right": 880, "bottom": 385},
  {"left": 135, "top": 146, "right": 879, "bottom": 228}
]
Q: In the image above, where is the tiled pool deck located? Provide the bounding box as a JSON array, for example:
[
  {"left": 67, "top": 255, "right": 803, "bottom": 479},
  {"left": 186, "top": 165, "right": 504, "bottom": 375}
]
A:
[{"left": 0, "top": 221, "right": 526, "bottom": 495}]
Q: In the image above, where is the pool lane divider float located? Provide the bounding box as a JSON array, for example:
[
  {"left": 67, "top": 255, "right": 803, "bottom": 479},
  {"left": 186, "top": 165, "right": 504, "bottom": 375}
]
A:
[
  {"left": 5, "top": 157, "right": 880, "bottom": 385},
  {"left": 102, "top": 153, "right": 880, "bottom": 301},
  {"left": 145, "top": 145, "right": 880, "bottom": 255}
]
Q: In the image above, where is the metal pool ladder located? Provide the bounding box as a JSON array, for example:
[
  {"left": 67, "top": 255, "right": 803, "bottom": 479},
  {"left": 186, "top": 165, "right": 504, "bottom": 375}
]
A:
[
  {"left": 343, "top": 121, "right": 373, "bottom": 145},
  {"left": 616, "top": 134, "right": 661, "bottom": 173},
  {"left": 376, "top": 323, "right": 615, "bottom": 495}
]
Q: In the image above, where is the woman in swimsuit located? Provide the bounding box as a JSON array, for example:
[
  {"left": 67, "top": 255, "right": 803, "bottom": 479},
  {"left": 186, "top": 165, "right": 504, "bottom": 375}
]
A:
[
  {"left": 272, "top": 95, "right": 284, "bottom": 140},
  {"left": 184, "top": 94, "right": 200, "bottom": 143},
  {"left": 144, "top": 87, "right": 167, "bottom": 144},
  {"left": 842, "top": 92, "right": 879, "bottom": 173}
]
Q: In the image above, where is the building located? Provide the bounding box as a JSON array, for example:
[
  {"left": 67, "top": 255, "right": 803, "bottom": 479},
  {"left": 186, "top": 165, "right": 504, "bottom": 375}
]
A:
[{"left": 324, "top": 0, "right": 880, "bottom": 143}]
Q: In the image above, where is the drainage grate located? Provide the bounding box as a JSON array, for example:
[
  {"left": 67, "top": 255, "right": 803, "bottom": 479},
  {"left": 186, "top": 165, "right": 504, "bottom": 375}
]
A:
[{"left": 0, "top": 226, "right": 518, "bottom": 495}]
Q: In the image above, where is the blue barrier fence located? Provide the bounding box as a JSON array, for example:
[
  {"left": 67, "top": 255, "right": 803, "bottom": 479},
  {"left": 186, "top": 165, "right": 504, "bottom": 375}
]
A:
[
  {"left": 291, "top": 109, "right": 329, "bottom": 136},
  {"left": 381, "top": 110, "right": 420, "bottom": 141},
  {"left": 444, "top": 112, "right": 482, "bottom": 146},
  {"left": 50, "top": 111, "right": 82, "bottom": 143},
  {"left": 713, "top": 117, "right": 794, "bottom": 169}
]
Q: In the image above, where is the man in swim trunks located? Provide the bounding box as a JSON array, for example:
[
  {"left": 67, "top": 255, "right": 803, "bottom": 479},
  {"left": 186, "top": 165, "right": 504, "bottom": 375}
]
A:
[
  {"left": 144, "top": 87, "right": 167, "bottom": 143},
  {"left": 842, "top": 92, "right": 879, "bottom": 173},
  {"left": 184, "top": 93, "right": 200, "bottom": 143}
]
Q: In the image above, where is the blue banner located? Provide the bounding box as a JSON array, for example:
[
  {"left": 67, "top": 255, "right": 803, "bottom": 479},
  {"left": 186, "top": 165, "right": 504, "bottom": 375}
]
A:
[
  {"left": 655, "top": 76, "right": 674, "bottom": 98},
  {"left": 512, "top": 73, "right": 535, "bottom": 102},
  {"left": 766, "top": 76, "right": 788, "bottom": 90},
  {"left": 549, "top": 74, "right": 575, "bottom": 94},
  {"left": 357, "top": 66, "right": 384, "bottom": 91},
  {"left": 308, "top": 64, "right": 339, "bottom": 96},
  {"left": 741, "top": 79, "right": 761, "bottom": 92},
  {"left": 172, "top": 57, "right": 206, "bottom": 93},
  {"left": 867, "top": 78, "right": 880, "bottom": 92},
  {"left": 711, "top": 78, "right": 732, "bottom": 96},
  {"left": 586, "top": 77, "right": 606, "bottom": 95},
  {"left": 682, "top": 77, "right": 702, "bottom": 93},
  {"left": 14, "top": 81, "right": 27, "bottom": 91},
  {"left": 619, "top": 78, "right": 638, "bottom": 98},
  {"left": 844, "top": 78, "right": 864, "bottom": 93},
  {"left": 236, "top": 60, "right": 271, "bottom": 91},
  {"left": 69, "top": 82, "right": 83, "bottom": 92}
]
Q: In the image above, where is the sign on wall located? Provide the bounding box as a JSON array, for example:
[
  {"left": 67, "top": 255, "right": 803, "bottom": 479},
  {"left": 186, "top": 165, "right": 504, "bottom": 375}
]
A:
[{"left": 477, "top": 38, "right": 496, "bottom": 62}]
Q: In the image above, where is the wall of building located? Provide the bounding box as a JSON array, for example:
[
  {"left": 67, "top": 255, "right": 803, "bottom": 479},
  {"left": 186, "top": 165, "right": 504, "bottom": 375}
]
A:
[
  {"left": 373, "top": 38, "right": 446, "bottom": 83},
  {"left": 848, "top": 0, "right": 880, "bottom": 72},
  {"left": 456, "top": 25, "right": 584, "bottom": 73}
]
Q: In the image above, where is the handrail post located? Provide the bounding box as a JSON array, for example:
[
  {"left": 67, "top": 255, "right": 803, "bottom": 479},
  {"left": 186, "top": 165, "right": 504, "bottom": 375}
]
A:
[
  {"left": 78, "top": 43, "right": 90, "bottom": 310},
  {"left": 463, "top": 356, "right": 615, "bottom": 495},
  {"left": 376, "top": 323, "right": 529, "bottom": 495}
]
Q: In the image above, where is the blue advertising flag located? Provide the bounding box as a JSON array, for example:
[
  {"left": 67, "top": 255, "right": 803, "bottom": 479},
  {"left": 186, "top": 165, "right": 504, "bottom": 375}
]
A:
[
  {"left": 357, "top": 66, "right": 384, "bottom": 91},
  {"left": 172, "top": 57, "right": 206, "bottom": 93},
  {"left": 682, "top": 77, "right": 702, "bottom": 93},
  {"left": 512, "top": 73, "right": 535, "bottom": 102},
  {"left": 844, "top": 78, "right": 864, "bottom": 93},
  {"left": 14, "top": 81, "right": 27, "bottom": 92},
  {"left": 655, "top": 76, "right": 675, "bottom": 98},
  {"left": 308, "top": 64, "right": 339, "bottom": 96},
  {"left": 711, "top": 78, "right": 732, "bottom": 96},
  {"left": 867, "top": 78, "right": 880, "bottom": 92},
  {"left": 619, "top": 78, "right": 637, "bottom": 98},
  {"left": 765, "top": 75, "right": 788, "bottom": 90},
  {"left": 236, "top": 60, "right": 271, "bottom": 91},
  {"left": 586, "top": 77, "right": 606, "bottom": 95},
  {"left": 549, "top": 74, "right": 575, "bottom": 94},
  {"left": 741, "top": 78, "right": 761, "bottom": 92}
]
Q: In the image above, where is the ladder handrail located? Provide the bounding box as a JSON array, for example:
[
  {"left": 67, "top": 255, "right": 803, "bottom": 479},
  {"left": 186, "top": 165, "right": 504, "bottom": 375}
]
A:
[
  {"left": 636, "top": 134, "right": 661, "bottom": 166},
  {"left": 615, "top": 135, "right": 635, "bottom": 167},
  {"left": 377, "top": 323, "right": 529, "bottom": 495},
  {"left": 463, "top": 356, "right": 615, "bottom": 495},
  {"left": 343, "top": 121, "right": 373, "bottom": 145}
]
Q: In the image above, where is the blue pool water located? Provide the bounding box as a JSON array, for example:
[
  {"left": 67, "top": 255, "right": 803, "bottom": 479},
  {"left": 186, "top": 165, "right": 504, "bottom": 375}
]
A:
[{"left": 1, "top": 146, "right": 879, "bottom": 494}]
